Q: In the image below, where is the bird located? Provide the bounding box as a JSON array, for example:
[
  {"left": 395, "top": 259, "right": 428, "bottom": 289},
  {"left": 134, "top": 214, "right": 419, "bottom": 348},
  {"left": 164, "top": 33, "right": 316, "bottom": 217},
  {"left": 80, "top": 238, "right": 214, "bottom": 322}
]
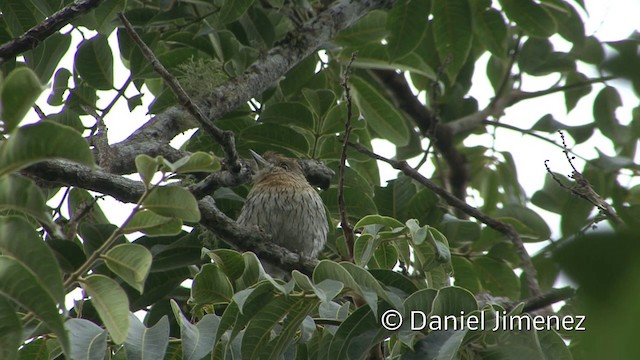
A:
[{"left": 237, "top": 150, "right": 329, "bottom": 258}]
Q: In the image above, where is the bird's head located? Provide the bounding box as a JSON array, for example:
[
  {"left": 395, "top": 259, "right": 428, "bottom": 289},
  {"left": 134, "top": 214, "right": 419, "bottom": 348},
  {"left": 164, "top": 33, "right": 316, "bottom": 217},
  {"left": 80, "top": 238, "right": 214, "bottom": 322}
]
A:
[{"left": 249, "top": 150, "right": 307, "bottom": 184}]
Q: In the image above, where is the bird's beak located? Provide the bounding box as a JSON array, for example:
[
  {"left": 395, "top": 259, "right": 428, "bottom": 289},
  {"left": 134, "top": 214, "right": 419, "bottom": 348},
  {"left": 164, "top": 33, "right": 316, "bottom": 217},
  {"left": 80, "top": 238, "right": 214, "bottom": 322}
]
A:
[{"left": 249, "top": 150, "right": 270, "bottom": 170}]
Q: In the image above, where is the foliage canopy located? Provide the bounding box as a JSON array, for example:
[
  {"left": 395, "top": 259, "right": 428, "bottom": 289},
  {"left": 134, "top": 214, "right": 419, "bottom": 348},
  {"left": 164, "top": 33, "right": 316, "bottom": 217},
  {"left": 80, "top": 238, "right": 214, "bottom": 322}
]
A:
[{"left": 0, "top": 0, "right": 639, "bottom": 359}]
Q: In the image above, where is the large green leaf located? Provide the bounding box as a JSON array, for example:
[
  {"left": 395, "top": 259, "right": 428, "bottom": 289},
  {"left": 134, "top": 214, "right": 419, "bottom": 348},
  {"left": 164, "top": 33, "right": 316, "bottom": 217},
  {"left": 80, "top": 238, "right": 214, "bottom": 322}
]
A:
[
  {"left": 123, "top": 210, "right": 183, "bottom": 237},
  {"left": 104, "top": 243, "right": 153, "bottom": 294},
  {"left": 65, "top": 319, "right": 108, "bottom": 360},
  {"left": 171, "top": 300, "right": 219, "bottom": 360},
  {"left": 431, "top": 0, "right": 473, "bottom": 82},
  {"left": 473, "top": 257, "right": 520, "bottom": 299},
  {"left": 242, "top": 296, "right": 316, "bottom": 360},
  {"left": 0, "top": 0, "right": 39, "bottom": 37},
  {"left": 350, "top": 76, "right": 410, "bottom": 146},
  {"left": 0, "top": 175, "right": 53, "bottom": 226},
  {"left": 143, "top": 185, "right": 201, "bottom": 223},
  {"left": 75, "top": 34, "right": 114, "bottom": 90},
  {"left": 190, "top": 263, "right": 234, "bottom": 305},
  {"left": 81, "top": 274, "right": 131, "bottom": 344},
  {"left": 0, "top": 67, "right": 43, "bottom": 132},
  {"left": 499, "top": 0, "right": 557, "bottom": 37},
  {"left": 0, "top": 216, "right": 65, "bottom": 305},
  {"left": 124, "top": 314, "right": 170, "bottom": 360},
  {"left": 0, "top": 296, "right": 21, "bottom": 360},
  {"left": 326, "top": 304, "right": 391, "bottom": 360},
  {"left": 24, "top": 32, "right": 72, "bottom": 83},
  {"left": 0, "top": 121, "right": 95, "bottom": 176},
  {"left": 473, "top": 7, "right": 508, "bottom": 59},
  {"left": 241, "top": 123, "right": 311, "bottom": 156},
  {"left": 0, "top": 256, "right": 69, "bottom": 355},
  {"left": 218, "top": 0, "right": 256, "bottom": 24},
  {"left": 386, "top": 0, "right": 430, "bottom": 61}
]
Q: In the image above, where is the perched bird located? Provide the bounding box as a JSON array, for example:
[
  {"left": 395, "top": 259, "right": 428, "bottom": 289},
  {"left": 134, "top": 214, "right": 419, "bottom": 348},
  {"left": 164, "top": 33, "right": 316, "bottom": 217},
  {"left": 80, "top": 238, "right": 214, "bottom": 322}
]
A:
[{"left": 237, "top": 151, "right": 328, "bottom": 258}]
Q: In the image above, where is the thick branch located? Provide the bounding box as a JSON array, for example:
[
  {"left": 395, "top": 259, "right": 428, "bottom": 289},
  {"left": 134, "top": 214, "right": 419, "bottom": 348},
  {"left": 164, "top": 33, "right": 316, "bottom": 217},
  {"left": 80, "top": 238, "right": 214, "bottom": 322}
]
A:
[
  {"left": 369, "top": 69, "right": 469, "bottom": 201},
  {"left": 196, "top": 0, "right": 396, "bottom": 121},
  {"left": 23, "top": 160, "right": 317, "bottom": 274},
  {"left": 350, "top": 144, "right": 542, "bottom": 297},
  {"left": 0, "top": 0, "right": 102, "bottom": 62},
  {"left": 118, "top": 13, "right": 242, "bottom": 172}
]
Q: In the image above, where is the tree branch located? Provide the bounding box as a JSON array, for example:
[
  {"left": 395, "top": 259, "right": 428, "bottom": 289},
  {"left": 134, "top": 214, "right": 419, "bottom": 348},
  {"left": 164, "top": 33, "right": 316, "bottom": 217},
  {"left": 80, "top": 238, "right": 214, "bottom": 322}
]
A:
[
  {"left": 0, "top": 0, "right": 102, "bottom": 63},
  {"left": 118, "top": 12, "right": 242, "bottom": 172},
  {"left": 369, "top": 69, "right": 469, "bottom": 202},
  {"left": 349, "top": 143, "right": 542, "bottom": 297},
  {"left": 446, "top": 76, "right": 616, "bottom": 136},
  {"left": 23, "top": 160, "right": 317, "bottom": 274}
]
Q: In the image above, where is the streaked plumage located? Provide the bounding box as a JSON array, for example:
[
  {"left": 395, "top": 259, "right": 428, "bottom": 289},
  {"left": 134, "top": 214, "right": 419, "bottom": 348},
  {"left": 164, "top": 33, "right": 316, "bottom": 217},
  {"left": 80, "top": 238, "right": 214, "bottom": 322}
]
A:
[{"left": 237, "top": 151, "right": 328, "bottom": 257}]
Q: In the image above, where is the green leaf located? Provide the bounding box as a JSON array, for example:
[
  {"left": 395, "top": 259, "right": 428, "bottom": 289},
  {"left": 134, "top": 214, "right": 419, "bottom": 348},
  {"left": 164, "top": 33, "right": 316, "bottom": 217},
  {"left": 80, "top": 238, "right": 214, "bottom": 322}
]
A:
[
  {"left": 327, "top": 304, "right": 391, "bottom": 359},
  {"left": 0, "top": 256, "right": 69, "bottom": 355},
  {"left": 334, "top": 10, "right": 388, "bottom": 47},
  {"left": 564, "top": 71, "right": 591, "bottom": 113},
  {"left": 0, "top": 296, "right": 21, "bottom": 360},
  {"left": 386, "top": 0, "right": 430, "bottom": 61},
  {"left": 65, "top": 319, "right": 108, "bottom": 360},
  {"left": 0, "top": 67, "right": 43, "bottom": 131},
  {"left": 135, "top": 154, "right": 158, "bottom": 187},
  {"left": 242, "top": 296, "right": 317, "bottom": 360},
  {"left": 241, "top": 123, "right": 311, "bottom": 156},
  {"left": 499, "top": 0, "right": 557, "bottom": 37},
  {"left": 123, "top": 210, "right": 183, "bottom": 237},
  {"left": 350, "top": 76, "right": 410, "bottom": 146},
  {"left": 104, "top": 243, "right": 153, "bottom": 293},
  {"left": 0, "top": 216, "right": 65, "bottom": 304},
  {"left": 124, "top": 314, "right": 170, "bottom": 360},
  {"left": 47, "top": 108, "right": 85, "bottom": 134},
  {"left": 143, "top": 185, "right": 201, "bottom": 222},
  {"left": 81, "top": 274, "right": 131, "bottom": 344},
  {"left": 431, "top": 286, "right": 478, "bottom": 316},
  {"left": 68, "top": 188, "right": 109, "bottom": 225},
  {"left": 431, "top": 0, "right": 473, "bottom": 82},
  {"left": 474, "top": 7, "right": 508, "bottom": 59},
  {"left": 206, "top": 249, "right": 245, "bottom": 281},
  {"left": 259, "top": 102, "right": 315, "bottom": 131},
  {"left": 403, "top": 328, "right": 468, "bottom": 360},
  {"left": 495, "top": 204, "right": 551, "bottom": 241},
  {"left": 451, "top": 257, "right": 481, "bottom": 294},
  {"left": 218, "top": 0, "right": 256, "bottom": 24},
  {"left": 473, "top": 257, "right": 520, "bottom": 299},
  {"left": 0, "top": 175, "right": 53, "bottom": 226},
  {"left": 593, "top": 86, "right": 625, "bottom": 142},
  {"left": 320, "top": 187, "right": 377, "bottom": 221},
  {"left": 354, "top": 215, "right": 405, "bottom": 230},
  {"left": 339, "top": 44, "right": 436, "bottom": 79},
  {"left": 163, "top": 152, "right": 221, "bottom": 173},
  {"left": 75, "top": 34, "right": 114, "bottom": 90},
  {"left": 0, "top": 0, "right": 39, "bottom": 37},
  {"left": 171, "top": 299, "right": 219, "bottom": 360},
  {"left": 293, "top": 271, "right": 344, "bottom": 303},
  {"left": 24, "top": 32, "right": 71, "bottom": 83},
  {"left": 0, "top": 121, "right": 95, "bottom": 176},
  {"left": 191, "top": 263, "right": 234, "bottom": 304}
]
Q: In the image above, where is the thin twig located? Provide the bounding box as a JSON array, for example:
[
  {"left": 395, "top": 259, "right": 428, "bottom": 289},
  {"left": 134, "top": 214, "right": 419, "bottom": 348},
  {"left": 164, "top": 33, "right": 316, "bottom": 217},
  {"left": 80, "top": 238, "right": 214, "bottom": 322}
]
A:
[
  {"left": 482, "top": 119, "right": 589, "bottom": 162},
  {"left": 117, "top": 13, "right": 241, "bottom": 172},
  {"left": 338, "top": 52, "right": 357, "bottom": 261},
  {"left": 0, "top": 0, "right": 102, "bottom": 63},
  {"left": 350, "top": 143, "right": 542, "bottom": 297},
  {"left": 544, "top": 130, "right": 622, "bottom": 224}
]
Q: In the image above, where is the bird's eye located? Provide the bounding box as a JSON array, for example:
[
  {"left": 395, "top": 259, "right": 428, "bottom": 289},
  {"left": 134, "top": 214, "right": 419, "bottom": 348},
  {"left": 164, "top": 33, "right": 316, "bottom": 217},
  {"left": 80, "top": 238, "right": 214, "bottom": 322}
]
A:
[{"left": 279, "top": 162, "right": 289, "bottom": 170}]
